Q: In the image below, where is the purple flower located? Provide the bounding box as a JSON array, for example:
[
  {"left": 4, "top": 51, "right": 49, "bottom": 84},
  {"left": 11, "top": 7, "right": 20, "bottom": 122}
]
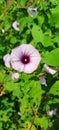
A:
[
  {"left": 12, "top": 72, "right": 19, "bottom": 80},
  {"left": 27, "top": 7, "right": 37, "bottom": 17},
  {"left": 48, "top": 108, "right": 57, "bottom": 116},
  {"left": 39, "top": 75, "right": 47, "bottom": 86},
  {"left": 11, "top": 44, "right": 41, "bottom": 73},
  {"left": 44, "top": 64, "right": 57, "bottom": 75},
  {"left": 3, "top": 44, "right": 41, "bottom": 74},
  {"left": 12, "top": 21, "right": 19, "bottom": 31}
]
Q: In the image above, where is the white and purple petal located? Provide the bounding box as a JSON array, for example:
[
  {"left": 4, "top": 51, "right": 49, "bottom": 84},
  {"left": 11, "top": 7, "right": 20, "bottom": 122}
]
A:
[
  {"left": 12, "top": 21, "right": 19, "bottom": 31},
  {"left": 44, "top": 64, "right": 57, "bottom": 75},
  {"left": 27, "top": 7, "right": 37, "bottom": 17},
  {"left": 12, "top": 72, "right": 19, "bottom": 80},
  {"left": 39, "top": 76, "right": 47, "bottom": 86},
  {"left": 3, "top": 54, "right": 11, "bottom": 68}
]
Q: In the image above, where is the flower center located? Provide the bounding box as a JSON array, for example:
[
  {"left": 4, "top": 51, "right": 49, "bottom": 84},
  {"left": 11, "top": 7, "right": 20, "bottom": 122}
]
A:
[
  {"left": 32, "top": 9, "right": 36, "bottom": 13},
  {"left": 16, "top": 24, "right": 19, "bottom": 28},
  {"left": 20, "top": 54, "right": 30, "bottom": 64}
]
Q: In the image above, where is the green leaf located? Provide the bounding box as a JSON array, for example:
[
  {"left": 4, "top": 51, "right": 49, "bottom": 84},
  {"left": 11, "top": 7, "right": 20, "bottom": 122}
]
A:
[
  {"left": 49, "top": 0, "right": 59, "bottom": 5},
  {"left": 3, "top": 82, "right": 15, "bottom": 92},
  {"left": 20, "top": 80, "right": 44, "bottom": 114},
  {"left": 47, "top": 98, "right": 59, "bottom": 105},
  {"left": 49, "top": 81, "right": 59, "bottom": 96},
  {"left": 10, "top": 37, "right": 17, "bottom": 44},
  {"left": 0, "top": 122, "right": 2, "bottom": 129},
  {"left": 43, "top": 48, "right": 59, "bottom": 66},
  {"left": 35, "top": 116, "right": 49, "bottom": 130},
  {"left": 17, "top": 0, "right": 27, "bottom": 4},
  {"left": 22, "top": 121, "right": 36, "bottom": 130},
  {"left": 0, "top": 114, "right": 9, "bottom": 122},
  {"left": 13, "top": 85, "right": 22, "bottom": 98},
  {"left": 31, "top": 24, "right": 43, "bottom": 43},
  {"left": 20, "top": 95, "right": 29, "bottom": 114},
  {"left": 49, "top": 5, "right": 59, "bottom": 27},
  {"left": 0, "top": 70, "right": 6, "bottom": 83},
  {"left": 29, "top": 80, "right": 44, "bottom": 106},
  {"left": 0, "top": 44, "right": 5, "bottom": 51},
  {"left": 53, "top": 32, "right": 59, "bottom": 46},
  {"left": 37, "top": 15, "right": 44, "bottom": 27},
  {"left": 4, "top": 81, "right": 21, "bottom": 96},
  {"left": 42, "top": 35, "right": 53, "bottom": 47},
  {"left": 4, "top": 20, "right": 11, "bottom": 30},
  {"left": 20, "top": 17, "right": 27, "bottom": 32}
]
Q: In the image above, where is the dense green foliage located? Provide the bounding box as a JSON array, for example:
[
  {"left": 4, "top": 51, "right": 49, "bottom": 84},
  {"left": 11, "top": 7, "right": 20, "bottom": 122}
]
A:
[{"left": 0, "top": 0, "right": 59, "bottom": 129}]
